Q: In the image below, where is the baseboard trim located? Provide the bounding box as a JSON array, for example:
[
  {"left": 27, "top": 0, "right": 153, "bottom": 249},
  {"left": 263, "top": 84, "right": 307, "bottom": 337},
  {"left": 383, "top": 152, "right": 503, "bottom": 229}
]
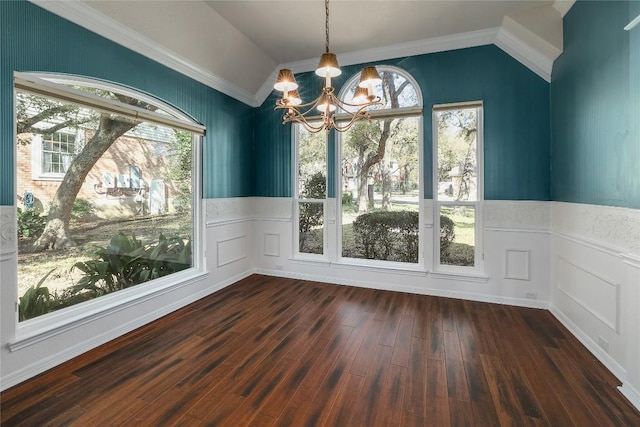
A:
[
  {"left": 619, "top": 383, "right": 640, "bottom": 412},
  {"left": 0, "top": 269, "right": 252, "bottom": 392},
  {"left": 255, "top": 268, "right": 549, "bottom": 309},
  {"left": 549, "top": 304, "right": 627, "bottom": 382}
]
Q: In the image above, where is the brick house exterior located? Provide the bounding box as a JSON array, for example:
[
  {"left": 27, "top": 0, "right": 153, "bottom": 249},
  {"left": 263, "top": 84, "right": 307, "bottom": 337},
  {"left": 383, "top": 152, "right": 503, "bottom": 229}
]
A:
[{"left": 16, "top": 130, "right": 180, "bottom": 219}]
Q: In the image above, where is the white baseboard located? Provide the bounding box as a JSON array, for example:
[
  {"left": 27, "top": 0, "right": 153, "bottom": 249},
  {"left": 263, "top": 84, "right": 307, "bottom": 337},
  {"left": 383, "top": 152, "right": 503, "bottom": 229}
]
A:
[
  {"left": 255, "top": 268, "right": 549, "bottom": 310},
  {"left": 619, "top": 383, "right": 640, "bottom": 412},
  {"left": 550, "top": 304, "right": 627, "bottom": 382},
  {"left": 0, "top": 269, "right": 252, "bottom": 391}
]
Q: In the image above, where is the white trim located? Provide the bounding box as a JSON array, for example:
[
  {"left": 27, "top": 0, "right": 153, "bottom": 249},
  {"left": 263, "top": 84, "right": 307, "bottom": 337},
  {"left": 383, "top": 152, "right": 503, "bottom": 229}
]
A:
[
  {"left": 29, "top": 0, "right": 557, "bottom": 106},
  {"left": 550, "top": 304, "right": 627, "bottom": 382},
  {"left": 495, "top": 26, "right": 553, "bottom": 82},
  {"left": 621, "top": 253, "right": 640, "bottom": 269},
  {"left": 216, "top": 235, "right": 247, "bottom": 268},
  {"left": 618, "top": 383, "right": 640, "bottom": 412},
  {"left": 28, "top": 0, "right": 257, "bottom": 107},
  {"left": 206, "top": 217, "right": 254, "bottom": 228},
  {"left": 11, "top": 270, "right": 208, "bottom": 351},
  {"left": 553, "top": 0, "right": 576, "bottom": 18},
  {"left": 255, "top": 28, "right": 499, "bottom": 105},
  {"left": 625, "top": 14, "right": 640, "bottom": 31},
  {"left": 256, "top": 268, "right": 547, "bottom": 309},
  {"left": 429, "top": 271, "right": 489, "bottom": 283},
  {"left": 1, "top": 269, "right": 252, "bottom": 391},
  {"left": 485, "top": 226, "right": 549, "bottom": 234},
  {"left": 504, "top": 249, "right": 530, "bottom": 281},
  {"left": 433, "top": 103, "right": 484, "bottom": 274}
]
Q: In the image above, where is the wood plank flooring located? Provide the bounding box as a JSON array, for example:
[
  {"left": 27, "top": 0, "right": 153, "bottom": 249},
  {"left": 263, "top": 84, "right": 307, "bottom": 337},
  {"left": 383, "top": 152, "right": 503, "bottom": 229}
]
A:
[{"left": 2, "top": 274, "right": 639, "bottom": 426}]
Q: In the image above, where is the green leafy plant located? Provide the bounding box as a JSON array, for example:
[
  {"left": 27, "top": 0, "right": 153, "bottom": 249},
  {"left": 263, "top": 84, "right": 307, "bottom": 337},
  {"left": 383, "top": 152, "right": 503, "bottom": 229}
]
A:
[
  {"left": 72, "top": 232, "right": 191, "bottom": 296},
  {"left": 19, "top": 269, "right": 56, "bottom": 321},
  {"left": 17, "top": 207, "right": 46, "bottom": 239},
  {"left": 71, "top": 198, "right": 94, "bottom": 221}
]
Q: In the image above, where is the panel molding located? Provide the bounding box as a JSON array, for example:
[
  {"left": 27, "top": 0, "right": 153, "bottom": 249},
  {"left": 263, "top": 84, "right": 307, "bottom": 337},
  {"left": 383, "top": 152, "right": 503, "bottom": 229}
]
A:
[
  {"left": 216, "top": 235, "right": 247, "bottom": 267},
  {"left": 556, "top": 256, "right": 620, "bottom": 333},
  {"left": 505, "top": 249, "right": 530, "bottom": 280},
  {"left": 264, "top": 233, "right": 280, "bottom": 257}
]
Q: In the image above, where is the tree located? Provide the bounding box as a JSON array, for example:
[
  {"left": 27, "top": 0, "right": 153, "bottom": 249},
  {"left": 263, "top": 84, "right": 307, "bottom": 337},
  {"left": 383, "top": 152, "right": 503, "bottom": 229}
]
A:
[
  {"left": 436, "top": 109, "right": 477, "bottom": 201},
  {"left": 16, "top": 90, "right": 157, "bottom": 250},
  {"left": 167, "top": 130, "right": 193, "bottom": 213},
  {"left": 344, "top": 71, "right": 413, "bottom": 213}
]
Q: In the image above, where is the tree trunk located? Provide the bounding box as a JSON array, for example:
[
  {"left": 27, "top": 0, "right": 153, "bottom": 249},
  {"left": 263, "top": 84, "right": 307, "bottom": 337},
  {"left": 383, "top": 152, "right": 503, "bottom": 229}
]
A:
[
  {"left": 33, "top": 114, "right": 139, "bottom": 250},
  {"left": 382, "top": 165, "right": 392, "bottom": 211}
]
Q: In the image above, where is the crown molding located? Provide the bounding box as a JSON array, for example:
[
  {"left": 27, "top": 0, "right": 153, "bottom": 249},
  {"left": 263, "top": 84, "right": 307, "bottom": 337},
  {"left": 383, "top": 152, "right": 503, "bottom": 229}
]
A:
[
  {"left": 31, "top": 0, "right": 560, "bottom": 108},
  {"left": 29, "top": 0, "right": 259, "bottom": 107},
  {"left": 552, "top": 0, "right": 576, "bottom": 18},
  {"left": 495, "top": 26, "right": 554, "bottom": 82},
  {"left": 255, "top": 28, "right": 499, "bottom": 106}
]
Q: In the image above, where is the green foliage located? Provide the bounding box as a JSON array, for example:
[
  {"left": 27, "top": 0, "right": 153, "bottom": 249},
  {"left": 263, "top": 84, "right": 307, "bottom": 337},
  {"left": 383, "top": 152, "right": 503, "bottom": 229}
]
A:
[
  {"left": 71, "top": 198, "right": 94, "bottom": 221},
  {"left": 352, "top": 211, "right": 419, "bottom": 262},
  {"left": 72, "top": 232, "right": 191, "bottom": 296},
  {"left": 439, "top": 215, "right": 456, "bottom": 256},
  {"left": 17, "top": 208, "right": 46, "bottom": 239},
  {"left": 168, "top": 130, "right": 193, "bottom": 213},
  {"left": 19, "top": 269, "right": 56, "bottom": 321},
  {"left": 299, "top": 172, "right": 326, "bottom": 252},
  {"left": 342, "top": 191, "right": 354, "bottom": 205}
]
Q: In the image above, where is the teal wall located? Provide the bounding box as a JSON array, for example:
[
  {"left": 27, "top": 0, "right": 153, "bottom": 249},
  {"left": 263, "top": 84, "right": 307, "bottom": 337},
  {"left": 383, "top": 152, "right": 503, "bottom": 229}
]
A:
[
  {"left": 0, "top": 0, "right": 254, "bottom": 206},
  {"left": 551, "top": 0, "right": 639, "bottom": 209},
  {"left": 255, "top": 45, "right": 551, "bottom": 200}
]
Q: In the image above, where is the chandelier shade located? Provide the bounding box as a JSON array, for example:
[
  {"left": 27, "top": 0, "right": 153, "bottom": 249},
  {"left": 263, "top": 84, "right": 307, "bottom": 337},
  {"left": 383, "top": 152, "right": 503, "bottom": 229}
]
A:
[{"left": 273, "top": 0, "right": 382, "bottom": 133}]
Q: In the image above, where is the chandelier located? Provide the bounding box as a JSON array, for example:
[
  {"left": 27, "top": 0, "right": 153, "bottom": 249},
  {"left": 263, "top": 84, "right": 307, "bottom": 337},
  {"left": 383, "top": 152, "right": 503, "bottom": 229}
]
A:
[{"left": 273, "top": 0, "right": 383, "bottom": 133}]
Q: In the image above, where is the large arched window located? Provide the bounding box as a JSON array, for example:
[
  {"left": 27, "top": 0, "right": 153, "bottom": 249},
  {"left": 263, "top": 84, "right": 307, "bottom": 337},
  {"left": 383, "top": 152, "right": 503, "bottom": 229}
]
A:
[
  {"left": 338, "top": 66, "right": 423, "bottom": 265},
  {"left": 14, "top": 73, "right": 204, "bottom": 328}
]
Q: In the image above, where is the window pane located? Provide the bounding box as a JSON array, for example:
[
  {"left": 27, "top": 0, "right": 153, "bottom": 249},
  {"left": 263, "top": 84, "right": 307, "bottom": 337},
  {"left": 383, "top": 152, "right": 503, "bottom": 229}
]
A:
[
  {"left": 436, "top": 108, "right": 478, "bottom": 202},
  {"left": 298, "top": 126, "right": 326, "bottom": 198},
  {"left": 299, "top": 202, "right": 323, "bottom": 254},
  {"left": 440, "top": 206, "right": 475, "bottom": 267},
  {"left": 16, "top": 89, "right": 194, "bottom": 321},
  {"left": 341, "top": 116, "right": 420, "bottom": 263}
]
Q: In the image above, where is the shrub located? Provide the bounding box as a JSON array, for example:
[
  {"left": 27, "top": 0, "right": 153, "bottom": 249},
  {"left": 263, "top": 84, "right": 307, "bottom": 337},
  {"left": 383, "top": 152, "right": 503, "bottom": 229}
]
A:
[
  {"left": 299, "top": 172, "right": 326, "bottom": 252},
  {"left": 440, "top": 215, "right": 455, "bottom": 256},
  {"left": 71, "top": 198, "right": 94, "bottom": 221},
  {"left": 350, "top": 212, "right": 457, "bottom": 263},
  {"left": 342, "top": 191, "right": 354, "bottom": 205},
  {"left": 352, "top": 211, "right": 419, "bottom": 262},
  {"left": 17, "top": 207, "right": 46, "bottom": 239},
  {"left": 72, "top": 232, "right": 192, "bottom": 296}
]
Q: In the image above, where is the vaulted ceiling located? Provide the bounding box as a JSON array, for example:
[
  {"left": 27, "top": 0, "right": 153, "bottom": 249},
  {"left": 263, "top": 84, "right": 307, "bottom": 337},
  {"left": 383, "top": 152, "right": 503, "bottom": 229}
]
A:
[{"left": 32, "top": 0, "right": 574, "bottom": 106}]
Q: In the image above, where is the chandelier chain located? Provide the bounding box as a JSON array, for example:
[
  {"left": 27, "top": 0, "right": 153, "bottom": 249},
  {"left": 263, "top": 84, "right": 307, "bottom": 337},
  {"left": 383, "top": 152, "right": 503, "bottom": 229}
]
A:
[{"left": 325, "top": 0, "right": 330, "bottom": 53}]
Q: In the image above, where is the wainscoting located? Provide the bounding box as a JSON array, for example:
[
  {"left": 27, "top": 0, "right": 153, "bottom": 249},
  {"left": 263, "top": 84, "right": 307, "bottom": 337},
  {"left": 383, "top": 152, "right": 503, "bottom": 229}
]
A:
[{"left": 2, "top": 199, "right": 640, "bottom": 413}]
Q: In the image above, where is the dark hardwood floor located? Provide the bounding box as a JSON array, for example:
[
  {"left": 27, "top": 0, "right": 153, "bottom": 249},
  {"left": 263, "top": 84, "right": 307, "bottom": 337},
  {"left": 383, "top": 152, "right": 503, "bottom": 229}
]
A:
[{"left": 2, "top": 274, "right": 639, "bottom": 426}]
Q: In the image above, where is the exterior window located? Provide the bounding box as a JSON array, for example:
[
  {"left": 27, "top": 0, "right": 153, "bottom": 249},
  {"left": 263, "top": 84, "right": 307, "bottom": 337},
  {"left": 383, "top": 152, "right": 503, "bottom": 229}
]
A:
[
  {"left": 339, "top": 67, "right": 422, "bottom": 265},
  {"left": 42, "top": 132, "right": 77, "bottom": 174},
  {"left": 15, "top": 74, "right": 203, "bottom": 322},
  {"left": 434, "top": 103, "right": 483, "bottom": 271},
  {"left": 294, "top": 124, "right": 327, "bottom": 256}
]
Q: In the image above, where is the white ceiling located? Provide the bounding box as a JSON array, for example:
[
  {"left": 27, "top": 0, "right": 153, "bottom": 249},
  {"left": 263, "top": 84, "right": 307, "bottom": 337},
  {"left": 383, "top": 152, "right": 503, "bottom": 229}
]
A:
[
  {"left": 205, "top": 1, "right": 552, "bottom": 64},
  {"left": 37, "top": 0, "right": 572, "bottom": 106}
]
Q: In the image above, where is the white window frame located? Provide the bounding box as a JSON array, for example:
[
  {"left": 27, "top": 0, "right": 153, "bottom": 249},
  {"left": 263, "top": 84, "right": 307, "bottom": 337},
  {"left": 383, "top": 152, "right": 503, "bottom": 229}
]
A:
[
  {"left": 432, "top": 102, "right": 484, "bottom": 275},
  {"left": 336, "top": 66, "right": 424, "bottom": 269},
  {"left": 31, "top": 130, "right": 83, "bottom": 181},
  {"left": 12, "top": 73, "right": 207, "bottom": 346},
  {"left": 292, "top": 123, "right": 328, "bottom": 260}
]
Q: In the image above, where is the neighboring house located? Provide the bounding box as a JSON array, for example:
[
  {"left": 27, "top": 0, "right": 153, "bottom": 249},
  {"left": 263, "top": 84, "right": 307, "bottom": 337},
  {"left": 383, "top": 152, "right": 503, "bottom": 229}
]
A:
[{"left": 16, "top": 127, "right": 178, "bottom": 218}]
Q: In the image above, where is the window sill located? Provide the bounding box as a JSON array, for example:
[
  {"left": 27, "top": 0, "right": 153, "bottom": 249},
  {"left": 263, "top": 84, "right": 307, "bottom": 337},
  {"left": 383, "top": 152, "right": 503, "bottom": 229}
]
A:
[
  {"left": 333, "top": 259, "right": 427, "bottom": 276},
  {"left": 429, "top": 270, "right": 489, "bottom": 283},
  {"left": 10, "top": 268, "right": 208, "bottom": 352}
]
